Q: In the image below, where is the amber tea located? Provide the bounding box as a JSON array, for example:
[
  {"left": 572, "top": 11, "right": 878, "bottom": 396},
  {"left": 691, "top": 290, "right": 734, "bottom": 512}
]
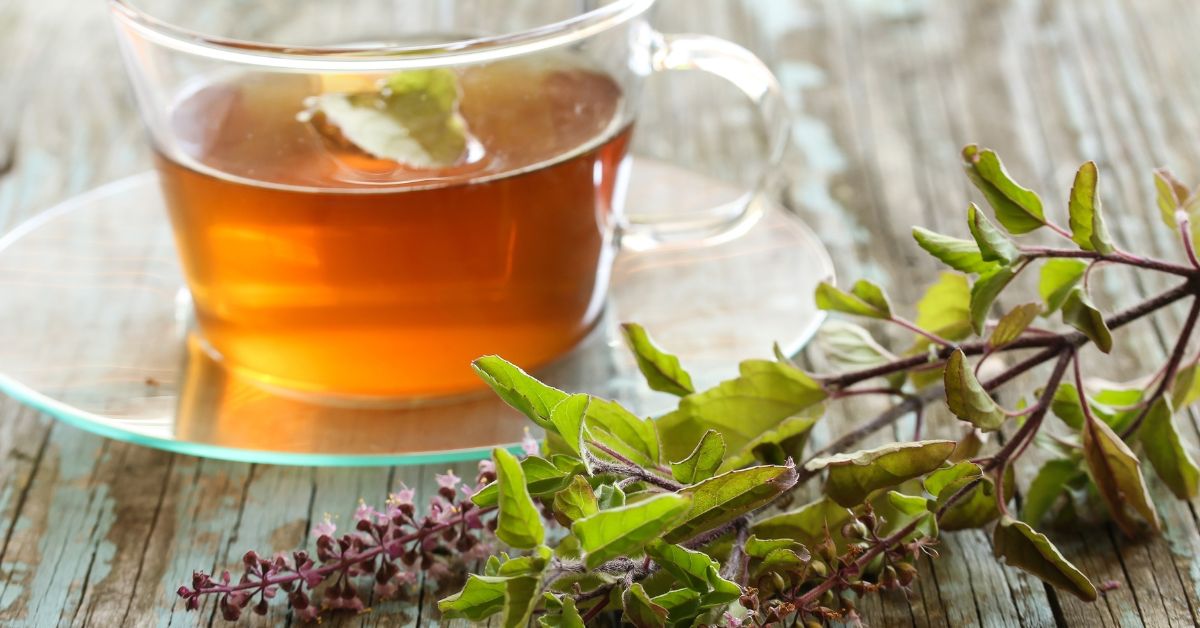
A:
[{"left": 156, "top": 58, "right": 631, "bottom": 397}]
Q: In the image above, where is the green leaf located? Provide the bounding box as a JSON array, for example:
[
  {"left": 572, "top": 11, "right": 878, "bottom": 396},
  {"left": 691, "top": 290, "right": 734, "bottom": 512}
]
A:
[
  {"left": 663, "top": 463, "right": 798, "bottom": 543},
  {"left": 943, "top": 349, "right": 1006, "bottom": 431},
  {"left": 646, "top": 541, "right": 722, "bottom": 590},
  {"left": 538, "top": 596, "right": 585, "bottom": 628},
  {"left": 548, "top": 394, "right": 590, "bottom": 458},
  {"left": 990, "top": 302, "right": 1041, "bottom": 347},
  {"left": 924, "top": 462, "right": 1003, "bottom": 531},
  {"left": 1050, "top": 383, "right": 1086, "bottom": 430},
  {"left": 1172, "top": 362, "right": 1200, "bottom": 409},
  {"left": 1154, "top": 168, "right": 1191, "bottom": 227},
  {"left": 912, "top": 226, "right": 998, "bottom": 273},
  {"left": 572, "top": 493, "right": 691, "bottom": 569},
  {"left": 744, "top": 536, "right": 805, "bottom": 558},
  {"left": 313, "top": 69, "right": 468, "bottom": 167},
  {"left": 970, "top": 267, "right": 1017, "bottom": 335},
  {"left": 814, "top": 320, "right": 899, "bottom": 373},
  {"left": 670, "top": 430, "right": 725, "bottom": 484},
  {"left": 879, "top": 491, "right": 937, "bottom": 539},
  {"left": 500, "top": 572, "right": 544, "bottom": 628},
  {"left": 1038, "top": 259, "right": 1087, "bottom": 314},
  {"left": 720, "top": 413, "right": 819, "bottom": 471},
  {"left": 1082, "top": 415, "right": 1161, "bottom": 536},
  {"left": 492, "top": 448, "right": 545, "bottom": 549},
  {"left": 967, "top": 203, "right": 1021, "bottom": 264},
  {"left": 623, "top": 583, "right": 669, "bottom": 628},
  {"left": 596, "top": 484, "right": 625, "bottom": 509},
  {"left": 552, "top": 475, "right": 599, "bottom": 526},
  {"left": 962, "top": 145, "right": 1047, "bottom": 234},
  {"left": 655, "top": 360, "right": 827, "bottom": 461},
  {"left": 914, "top": 273, "right": 974, "bottom": 343},
  {"left": 473, "top": 356, "right": 567, "bottom": 430},
  {"left": 586, "top": 398, "right": 660, "bottom": 468},
  {"left": 1067, "top": 161, "right": 1114, "bottom": 253},
  {"left": 1062, "top": 288, "right": 1112, "bottom": 353},
  {"left": 622, "top": 323, "right": 696, "bottom": 396},
  {"left": 438, "top": 575, "right": 508, "bottom": 620},
  {"left": 815, "top": 280, "right": 893, "bottom": 319},
  {"left": 650, "top": 589, "right": 702, "bottom": 627},
  {"left": 1137, "top": 397, "right": 1200, "bottom": 499},
  {"left": 751, "top": 498, "right": 854, "bottom": 548},
  {"left": 807, "top": 440, "right": 956, "bottom": 507},
  {"left": 1022, "top": 459, "right": 1082, "bottom": 526},
  {"left": 993, "top": 516, "right": 1097, "bottom": 601},
  {"left": 473, "top": 456, "right": 570, "bottom": 507}
]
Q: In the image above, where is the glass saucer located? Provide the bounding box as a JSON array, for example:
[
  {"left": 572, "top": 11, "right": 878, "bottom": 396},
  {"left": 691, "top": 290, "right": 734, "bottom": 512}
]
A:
[{"left": 0, "top": 158, "right": 833, "bottom": 466}]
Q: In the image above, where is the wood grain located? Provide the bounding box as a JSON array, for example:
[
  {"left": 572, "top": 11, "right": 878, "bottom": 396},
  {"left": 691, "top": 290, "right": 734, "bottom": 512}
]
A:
[{"left": 2, "top": 0, "right": 1200, "bottom": 626}]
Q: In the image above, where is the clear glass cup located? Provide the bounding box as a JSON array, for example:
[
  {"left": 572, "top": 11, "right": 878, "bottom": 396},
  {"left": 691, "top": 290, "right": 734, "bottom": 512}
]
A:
[{"left": 108, "top": 0, "right": 789, "bottom": 400}]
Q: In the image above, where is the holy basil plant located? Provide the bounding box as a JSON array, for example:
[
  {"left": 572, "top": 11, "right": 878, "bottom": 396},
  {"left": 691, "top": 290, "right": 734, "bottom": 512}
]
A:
[{"left": 179, "top": 147, "right": 1200, "bottom": 625}]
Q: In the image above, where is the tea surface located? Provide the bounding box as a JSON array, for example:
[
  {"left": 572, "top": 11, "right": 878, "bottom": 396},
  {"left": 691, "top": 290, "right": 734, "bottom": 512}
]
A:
[{"left": 157, "top": 58, "right": 631, "bottom": 396}]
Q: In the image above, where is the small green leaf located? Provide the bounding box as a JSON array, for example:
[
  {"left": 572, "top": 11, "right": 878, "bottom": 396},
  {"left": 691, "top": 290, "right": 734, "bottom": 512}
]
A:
[
  {"left": 552, "top": 475, "right": 599, "bottom": 526},
  {"left": 751, "top": 498, "right": 854, "bottom": 548},
  {"left": 1022, "top": 459, "right": 1082, "bottom": 526},
  {"left": 1062, "top": 288, "right": 1112, "bottom": 353},
  {"left": 912, "top": 226, "right": 998, "bottom": 273},
  {"left": 1050, "top": 383, "right": 1086, "bottom": 429},
  {"left": 913, "top": 272, "right": 974, "bottom": 346},
  {"left": 990, "top": 302, "right": 1041, "bottom": 347},
  {"left": 572, "top": 493, "right": 691, "bottom": 569},
  {"left": 943, "top": 349, "right": 1006, "bottom": 431},
  {"left": 663, "top": 463, "right": 799, "bottom": 543},
  {"left": 438, "top": 575, "right": 508, "bottom": 620},
  {"left": 538, "top": 595, "right": 585, "bottom": 628},
  {"left": 623, "top": 583, "right": 669, "bottom": 628},
  {"left": 473, "top": 456, "right": 569, "bottom": 508},
  {"left": 586, "top": 398, "right": 660, "bottom": 468},
  {"left": 1154, "top": 168, "right": 1191, "bottom": 227},
  {"left": 655, "top": 360, "right": 827, "bottom": 461},
  {"left": 596, "top": 484, "right": 625, "bottom": 509},
  {"left": 1172, "top": 362, "right": 1200, "bottom": 409},
  {"left": 1067, "top": 161, "right": 1114, "bottom": 253},
  {"left": 878, "top": 491, "right": 938, "bottom": 539},
  {"left": 1137, "top": 397, "right": 1200, "bottom": 499},
  {"left": 815, "top": 280, "right": 893, "bottom": 319},
  {"left": 814, "top": 320, "right": 898, "bottom": 372},
  {"left": 970, "top": 266, "right": 1017, "bottom": 335},
  {"left": 806, "top": 440, "right": 956, "bottom": 507},
  {"left": 967, "top": 203, "right": 1021, "bottom": 264},
  {"left": 993, "top": 516, "right": 1097, "bottom": 601},
  {"left": 548, "top": 394, "right": 590, "bottom": 458},
  {"left": 651, "top": 589, "right": 703, "bottom": 626},
  {"left": 744, "top": 536, "right": 805, "bottom": 558},
  {"left": 1082, "top": 415, "right": 1161, "bottom": 536},
  {"left": 1038, "top": 259, "right": 1087, "bottom": 314},
  {"left": 646, "top": 541, "right": 723, "bottom": 590},
  {"left": 924, "top": 462, "right": 1004, "bottom": 531},
  {"left": 501, "top": 572, "right": 545, "bottom": 628},
  {"left": 670, "top": 430, "right": 725, "bottom": 484},
  {"left": 473, "top": 356, "right": 567, "bottom": 430},
  {"left": 962, "top": 145, "right": 1047, "bottom": 234},
  {"left": 492, "top": 448, "right": 545, "bottom": 549},
  {"left": 720, "top": 413, "right": 819, "bottom": 471},
  {"left": 622, "top": 323, "right": 695, "bottom": 396}
]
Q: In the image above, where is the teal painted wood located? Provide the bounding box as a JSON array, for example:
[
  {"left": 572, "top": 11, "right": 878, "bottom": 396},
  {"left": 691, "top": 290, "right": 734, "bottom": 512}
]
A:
[{"left": 3, "top": 0, "right": 1200, "bottom": 626}]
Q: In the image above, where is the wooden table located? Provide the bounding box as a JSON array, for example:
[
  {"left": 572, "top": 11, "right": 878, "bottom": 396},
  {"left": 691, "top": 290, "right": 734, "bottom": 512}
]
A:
[{"left": 3, "top": 0, "right": 1200, "bottom": 625}]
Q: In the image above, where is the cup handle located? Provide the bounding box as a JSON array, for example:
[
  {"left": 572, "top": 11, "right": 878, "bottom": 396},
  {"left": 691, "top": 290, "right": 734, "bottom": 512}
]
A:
[{"left": 620, "top": 32, "right": 791, "bottom": 251}]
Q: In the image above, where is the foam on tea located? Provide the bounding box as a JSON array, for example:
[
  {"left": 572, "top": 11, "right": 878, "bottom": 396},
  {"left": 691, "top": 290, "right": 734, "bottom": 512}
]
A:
[{"left": 156, "top": 56, "right": 631, "bottom": 396}]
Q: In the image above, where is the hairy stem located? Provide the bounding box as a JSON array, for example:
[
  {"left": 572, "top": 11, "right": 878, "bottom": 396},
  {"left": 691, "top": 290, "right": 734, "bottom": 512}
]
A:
[
  {"left": 1020, "top": 246, "right": 1199, "bottom": 278},
  {"left": 1121, "top": 295, "right": 1200, "bottom": 437}
]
